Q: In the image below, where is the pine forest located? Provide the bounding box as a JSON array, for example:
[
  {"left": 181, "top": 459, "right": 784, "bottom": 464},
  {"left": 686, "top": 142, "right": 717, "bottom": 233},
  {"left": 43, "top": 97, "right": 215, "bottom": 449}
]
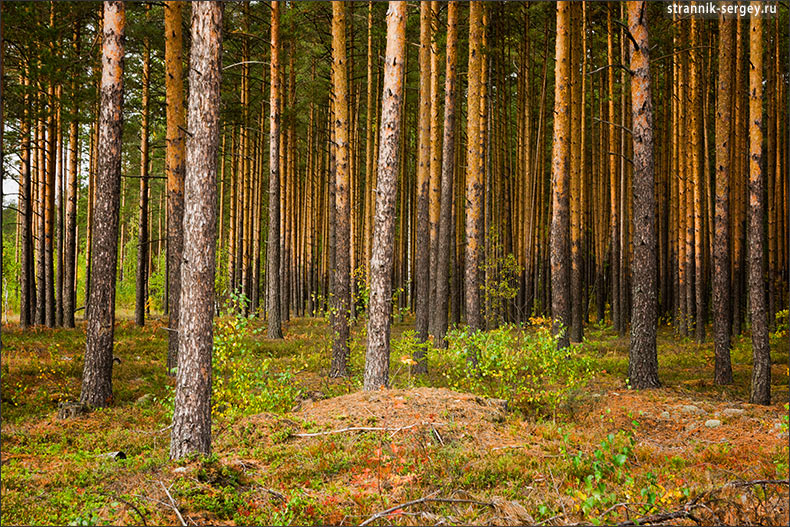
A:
[{"left": 0, "top": 1, "right": 788, "bottom": 525}]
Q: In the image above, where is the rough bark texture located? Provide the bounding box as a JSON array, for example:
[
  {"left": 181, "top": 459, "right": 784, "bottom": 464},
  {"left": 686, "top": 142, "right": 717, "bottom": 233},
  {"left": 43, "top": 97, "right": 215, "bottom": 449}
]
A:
[
  {"left": 427, "top": 0, "right": 441, "bottom": 340},
  {"left": 45, "top": 80, "right": 56, "bottom": 328},
  {"left": 550, "top": 1, "right": 571, "bottom": 350},
  {"left": 170, "top": 0, "right": 222, "bottom": 459},
  {"left": 414, "top": 1, "right": 432, "bottom": 361},
  {"left": 165, "top": 1, "right": 186, "bottom": 374},
  {"left": 607, "top": 6, "right": 620, "bottom": 334},
  {"left": 363, "top": 1, "right": 406, "bottom": 391},
  {"left": 35, "top": 94, "right": 45, "bottom": 327},
  {"left": 19, "top": 70, "right": 33, "bottom": 328},
  {"left": 464, "top": 1, "right": 484, "bottom": 335},
  {"left": 690, "top": 19, "right": 705, "bottom": 343},
  {"left": 81, "top": 0, "right": 125, "bottom": 408},
  {"left": 330, "top": 1, "right": 351, "bottom": 378},
  {"left": 363, "top": 1, "right": 374, "bottom": 275},
  {"left": 569, "top": 2, "right": 583, "bottom": 343},
  {"left": 135, "top": 23, "right": 150, "bottom": 327},
  {"left": 267, "top": 1, "right": 283, "bottom": 339},
  {"left": 713, "top": 15, "right": 734, "bottom": 385},
  {"left": 63, "top": 23, "right": 80, "bottom": 329},
  {"left": 627, "top": 0, "right": 660, "bottom": 390},
  {"left": 433, "top": 1, "right": 458, "bottom": 350},
  {"left": 748, "top": 9, "right": 769, "bottom": 405},
  {"left": 56, "top": 83, "right": 64, "bottom": 328},
  {"left": 84, "top": 68, "right": 101, "bottom": 321}
]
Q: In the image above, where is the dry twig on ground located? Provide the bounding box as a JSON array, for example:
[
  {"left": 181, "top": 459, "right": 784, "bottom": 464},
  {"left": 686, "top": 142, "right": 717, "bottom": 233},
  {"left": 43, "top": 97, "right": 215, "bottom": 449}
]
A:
[{"left": 359, "top": 491, "right": 495, "bottom": 526}]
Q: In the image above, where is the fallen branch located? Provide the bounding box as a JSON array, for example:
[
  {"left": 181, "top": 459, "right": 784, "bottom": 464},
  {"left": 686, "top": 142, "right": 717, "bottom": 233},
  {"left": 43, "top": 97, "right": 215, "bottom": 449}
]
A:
[
  {"left": 491, "top": 444, "right": 527, "bottom": 451},
  {"left": 293, "top": 421, "right": 445, "bottom": 438},
  {"left": 258, "top": 486, "right": 287, "bottom": 503},
  {"left": 548, "top": 469, "right": 568, "bottom": 520},
  {"left": 616, "top": 509, "right": 696, "bottom": 526},
  {"left": 616, "top": 479, "right": 789, "bottom": 526},
  {"left": 728, "top": 479, "right": 789, "bottom": 488},
  {"left": 359, "top": 492, "right": 494, "bottom": 527},
  {"left": 159, "top": 481, "right": 187, "bottom": 527},
  {"left": 99, "top": 492, "right": 148, "bottom": 526},
  {"left": 430, "top": 424, "right": 444, "bottom": 446},
  {"left": 536, "top": 513, "right": 563, "bottom": 525},
  {"left": 599, "top": 502, "right": 636, "bottom": 519}
]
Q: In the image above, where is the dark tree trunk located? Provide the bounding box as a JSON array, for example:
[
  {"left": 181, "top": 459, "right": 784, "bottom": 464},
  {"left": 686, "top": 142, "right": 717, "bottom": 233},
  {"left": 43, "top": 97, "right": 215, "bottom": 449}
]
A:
[
  {"left": 432, "top": 1, "right": 458, "bottom": 350},
  {"left": 80, "top": 0, "right": 125, "bottom": 408},
  {"left": 267, "top": 0, "right": 283, "bottom": 339},
  {"left": 713, "top": 15, "right": 734, "bottom": 385},
  {"left": 57, "top": 91, "right": 64, "bottom": 328},
  {"left": 748, "top": 12, "right": 770, "bottom": 405},
  {"left": 607, "top": 6, "right": 620, "bottom": 335},
  {"left": 413, "top": 1, "right": 432, "bottom": 362},
  {"left": 170, "top": 0, "right": 222, "bottom": 460},
  {"left": 19, "top": 70, "right": 34, "bottom": 328},
  {"left": 363, "top": 0, "right": 406, "bottom": 391},
  {"left": 627, "top": 0, "right": 660, "bottom": 390},
  {"left": 36, "top": 101, "right": 46, "bottom": 326},
  {"left": 135, "top": 23, "right": 151, "bottom": 327},
  {"left": 64, "top": 22, "right": 80, "bottom": 329},
  {"left": 45, "top": 80, "right": 56, "bottom": 328}
]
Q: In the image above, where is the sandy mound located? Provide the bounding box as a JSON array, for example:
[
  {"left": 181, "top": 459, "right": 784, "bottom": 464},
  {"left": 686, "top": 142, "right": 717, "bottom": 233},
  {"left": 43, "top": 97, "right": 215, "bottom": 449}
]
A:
[{"left": 291, "top": 387, "right": 511, "bottom": 446}]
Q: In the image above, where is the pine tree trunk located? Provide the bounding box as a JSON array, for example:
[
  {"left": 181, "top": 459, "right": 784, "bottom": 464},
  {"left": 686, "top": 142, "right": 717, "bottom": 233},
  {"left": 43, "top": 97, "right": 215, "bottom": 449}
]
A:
[
  {"left": 748, "top": 8, "right": 769, "bottom": 405},
  {"left": 363, "top": 0, "right": 406, "bottom": 391},
  {"left": 413, "top": 1, "right": 432, "bottom": 366},
  {"left": 713, "top": 15, "right": 734, "bottom": 385},
  {"left": 45, "top": 78, "right": 56, "bottom": 328},
  {"left": 80, "top": 1, "right": 125, "bottom": 408},
  {"left": 569, "top": 2, "right": 583, "bottom": 343},
  {"left": 330, "top": 1, "right": 352, "bottom": 377},
  {"left": 267, "top": 0, "right": 283, "bottom": 338},
  {"left": 433, "top": 1, "right": 458, "bottom": 349},
  {"left": 84, "top": 67, "right": 101, "bottom": 321},
  {"left": 63, "top": 22, "right": 80, "bottom": 329},
  {"left": 427, "top": 0, "right": 442, "bottom": 338},
  {"left": 363, "top": 1, "right": 374, "bottom": 276},
  {"left": 627, "top": 0, "right": 660, "bottom": 390},
  {"left": 732, "top": 18, "right": 745, "bottom": 336},
  {"left": 464, "top": 1, "right": 484, "bottom": 336},
  {"left": 607, "top": 5, "right": 620, "bottom": 333},
  {"left": 165, "top": 0, "right": 186, "bottom": 374},
  {"left": 550, "top": 1, "right": 571, "bottom": 350},
  {"left": 36, "top": 91, "right": 46, "bottom": 326},
  {"left": 170, "top": 0, "right": 222, "bottom": 459},
  {"left": 135, "top": 18, "right": 151, "bottom": 327},
  {"left": 690, "top": 19, "right": 705, "bottom": 342},
  {"left": 19, "top": 69, "right": 33, "bottom": 328},
  {"left": 56, "top": 85, "right": 64, "bottom": 328}
]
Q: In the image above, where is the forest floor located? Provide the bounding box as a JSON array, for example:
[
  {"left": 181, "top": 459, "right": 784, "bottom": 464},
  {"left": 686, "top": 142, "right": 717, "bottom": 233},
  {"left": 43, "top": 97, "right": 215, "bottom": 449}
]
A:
[{"left": 1, "top": 315, "right": 788, "bottom": 526}]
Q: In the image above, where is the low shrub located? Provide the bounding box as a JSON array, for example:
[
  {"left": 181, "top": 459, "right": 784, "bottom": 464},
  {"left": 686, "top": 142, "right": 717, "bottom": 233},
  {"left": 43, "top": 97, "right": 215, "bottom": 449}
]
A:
[
  {"left": 212, "top": 294, "right": 300, "bottom": 416},
  {"left": 434, "top": 324, "right": 595, "bottom": 417}
]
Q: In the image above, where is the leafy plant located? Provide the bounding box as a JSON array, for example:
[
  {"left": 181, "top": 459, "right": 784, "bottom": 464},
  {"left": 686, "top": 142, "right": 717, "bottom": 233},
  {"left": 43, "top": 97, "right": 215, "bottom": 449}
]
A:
[
  {"left": 775, "top": 403, "right": 789, "bottom": 478},
  {"left": 212, "top": 296, "right": 300, "bottom": 417},
  {"left": 351, "top": 265, "right": 370, "bottom": 318},
  {"left": 773, "top": 309, "right": 788, "bottom": 341},
  {"left": 436, "top": 324, "right": 594, "bottom": 417},
  {"left": 482, "top": 227, "right": 523, "bottom": 327},
  {"left": 390, "top": 330, "right": 431, "bottom": 387}
]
